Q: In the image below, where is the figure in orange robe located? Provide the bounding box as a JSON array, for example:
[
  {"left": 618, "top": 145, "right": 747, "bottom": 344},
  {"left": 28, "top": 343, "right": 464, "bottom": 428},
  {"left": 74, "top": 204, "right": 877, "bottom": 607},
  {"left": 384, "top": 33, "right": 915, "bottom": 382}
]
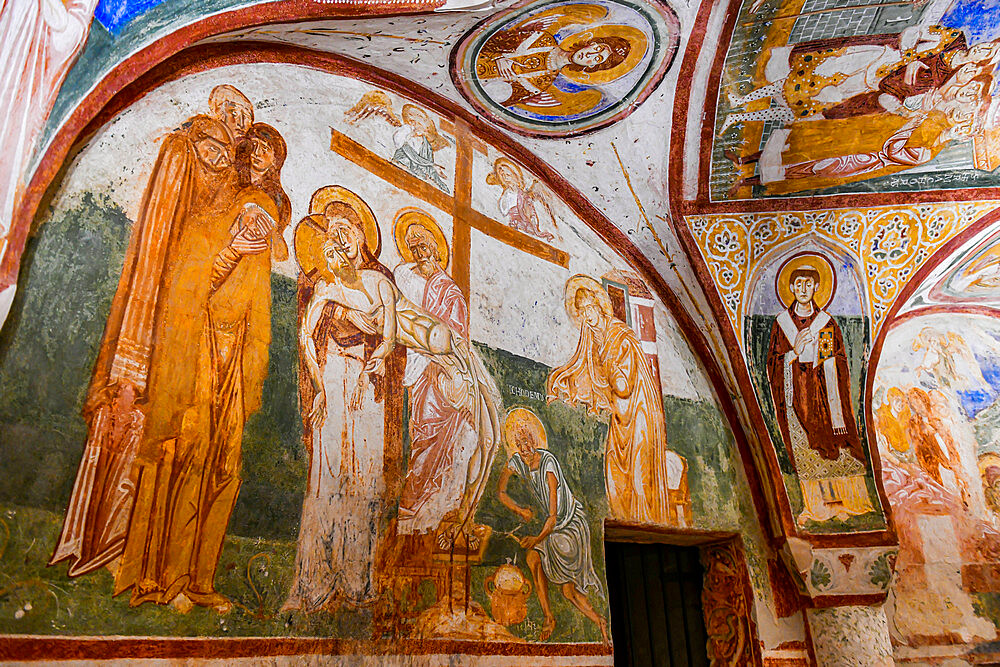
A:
[
  {"left": 52, "top": 111, "right": 286, "bottom": 614},
  {"left": 49, "top": 87, "right": 259, "bottom": 581},
  {"left": 547, "top": 277, "right": 674, "bottom": 524}
]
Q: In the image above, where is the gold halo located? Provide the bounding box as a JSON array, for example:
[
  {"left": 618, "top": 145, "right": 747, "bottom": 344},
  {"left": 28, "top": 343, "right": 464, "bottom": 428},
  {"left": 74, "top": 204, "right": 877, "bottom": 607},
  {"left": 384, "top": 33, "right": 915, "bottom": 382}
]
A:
[
  {"left": 295, "top": 186, "right": 381, "bottom": 282},
  {"left": 775, "top": 253, "right": 836, "bottom": 309},
  {"left": 564, "top": 274, "right": 614, "bottom": 324},
  {"left": 487, "top": 157, "right": 525, "bottom": 189},
  {"left": 980, "top": 452, "right": 1000, "bottom": 478},
  {"left": 309, "top": 185, "right": 381, "bottom": 256},
  {"left": 504, "top": 407, "right": 547, "bottom": 458},
  {"left": 560, "top": 25, "right": 649, "bottom": 86},
  {"left": 393, "top": 207, "right": 450, "bottom": 270}
]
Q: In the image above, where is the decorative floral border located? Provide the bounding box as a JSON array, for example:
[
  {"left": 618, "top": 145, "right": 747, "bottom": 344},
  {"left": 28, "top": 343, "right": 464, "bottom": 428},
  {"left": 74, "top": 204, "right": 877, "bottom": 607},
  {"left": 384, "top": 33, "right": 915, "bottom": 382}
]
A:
[{"left": 686, "top": 202, "right": 1000, "bottom": 340}]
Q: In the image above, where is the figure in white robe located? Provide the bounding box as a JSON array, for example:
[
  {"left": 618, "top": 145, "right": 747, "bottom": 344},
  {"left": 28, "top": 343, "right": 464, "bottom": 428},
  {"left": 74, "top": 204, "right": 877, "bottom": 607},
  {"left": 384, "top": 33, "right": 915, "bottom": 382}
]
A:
[{"left": 0, "top": 0, "right": 98, "bottom": 247}]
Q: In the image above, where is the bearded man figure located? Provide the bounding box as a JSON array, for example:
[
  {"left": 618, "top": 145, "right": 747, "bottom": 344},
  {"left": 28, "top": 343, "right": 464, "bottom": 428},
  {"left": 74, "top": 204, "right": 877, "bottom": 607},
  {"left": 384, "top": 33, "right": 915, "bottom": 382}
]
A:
[{"left": 390, "top": 210, "right": 478, "bottom": 537}]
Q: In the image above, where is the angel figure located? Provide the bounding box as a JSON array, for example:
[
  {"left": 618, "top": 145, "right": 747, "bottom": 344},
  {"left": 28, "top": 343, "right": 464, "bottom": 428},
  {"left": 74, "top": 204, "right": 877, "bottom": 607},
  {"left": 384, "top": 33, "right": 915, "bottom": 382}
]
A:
[
  {"left": 345, "top": 91, "right": 452, "bottom": 193},
  {"left": 474, "top": 4, "right": 646, "bottom": 117},
  {"left": 486, "top": 157, "right": 557, "bottom": 241}
]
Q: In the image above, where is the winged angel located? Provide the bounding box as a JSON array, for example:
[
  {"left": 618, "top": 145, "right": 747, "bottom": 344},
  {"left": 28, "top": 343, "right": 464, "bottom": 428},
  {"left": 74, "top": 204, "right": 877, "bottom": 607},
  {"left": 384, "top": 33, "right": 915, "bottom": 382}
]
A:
[
  {"left": 346, "top": 91, "right": 453, "bottom": 193},
  {"left": 474, "top": 3, "right": 648, "bottom": 117}
]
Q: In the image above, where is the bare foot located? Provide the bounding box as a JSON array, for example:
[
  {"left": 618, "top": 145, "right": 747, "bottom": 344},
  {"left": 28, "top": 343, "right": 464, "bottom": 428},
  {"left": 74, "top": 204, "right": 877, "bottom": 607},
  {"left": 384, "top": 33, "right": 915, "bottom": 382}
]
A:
[
  {"left": 187, "top": 590, "right": 232, "bottom": 614},
  {"left": 539, "top": 617, "right": 556, "bottom": 641},
  {"left": 213, "top": 599, "right": 233, "bottom": 615},
  {"left": 170, "top": 593, "right": 193, "bottom": 614},
  {"left": 598, "top": 618, "right": 610, "bottom": 644}
]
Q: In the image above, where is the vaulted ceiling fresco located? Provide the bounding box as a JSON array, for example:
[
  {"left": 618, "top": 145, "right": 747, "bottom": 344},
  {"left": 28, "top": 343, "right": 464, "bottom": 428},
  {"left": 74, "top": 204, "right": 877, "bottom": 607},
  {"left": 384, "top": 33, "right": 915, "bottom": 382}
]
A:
[{"left": 0, "top": 0, "right": 999, "bottom": 665}]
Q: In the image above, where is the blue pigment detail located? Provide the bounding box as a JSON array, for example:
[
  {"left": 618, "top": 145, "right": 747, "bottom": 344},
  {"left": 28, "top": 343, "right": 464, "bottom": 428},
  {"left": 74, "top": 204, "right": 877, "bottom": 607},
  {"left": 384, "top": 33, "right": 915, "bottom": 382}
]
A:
[
  {"left": 942, "top": 0, "right": 1000, "bottom": 44},
  {"left": 95, "top": 0, "right": 170, "bottom": 36}
]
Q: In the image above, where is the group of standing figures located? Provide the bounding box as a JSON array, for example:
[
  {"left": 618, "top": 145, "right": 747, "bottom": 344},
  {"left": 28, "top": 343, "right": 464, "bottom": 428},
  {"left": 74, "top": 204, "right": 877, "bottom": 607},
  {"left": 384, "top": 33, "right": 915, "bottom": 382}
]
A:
[{"left": 46, "top": 85, "right": 685, "bottom": 639}]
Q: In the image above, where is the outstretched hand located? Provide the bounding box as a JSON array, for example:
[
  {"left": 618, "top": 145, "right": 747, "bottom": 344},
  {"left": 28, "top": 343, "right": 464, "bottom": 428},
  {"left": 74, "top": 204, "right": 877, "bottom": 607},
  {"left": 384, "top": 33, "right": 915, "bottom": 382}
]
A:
[{"left": 365, "top": 355, "right": 386, "bottom": 377}]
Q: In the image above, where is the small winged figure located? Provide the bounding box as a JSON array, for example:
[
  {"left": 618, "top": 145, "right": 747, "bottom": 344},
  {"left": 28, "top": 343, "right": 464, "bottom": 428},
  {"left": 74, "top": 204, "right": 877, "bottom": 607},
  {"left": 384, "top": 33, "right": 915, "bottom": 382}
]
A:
[
  {"left": 346, "top": 90, "right": 452, "bottom": 193},
  {"left": 486, "top": 156, "right": 557, "bottom": 241}
]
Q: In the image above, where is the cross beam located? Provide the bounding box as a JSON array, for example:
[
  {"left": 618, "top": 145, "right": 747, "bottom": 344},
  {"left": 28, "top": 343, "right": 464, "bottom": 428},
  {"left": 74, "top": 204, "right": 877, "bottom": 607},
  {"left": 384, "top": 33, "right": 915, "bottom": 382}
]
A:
[{"left": 330, "top": 126, "right": 569, "bottom": 296}]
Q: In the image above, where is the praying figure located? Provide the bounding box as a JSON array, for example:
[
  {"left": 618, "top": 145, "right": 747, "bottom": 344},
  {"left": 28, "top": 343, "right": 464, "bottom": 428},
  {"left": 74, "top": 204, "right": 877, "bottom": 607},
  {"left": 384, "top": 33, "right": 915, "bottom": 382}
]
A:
[{"left": 765, "top": 254, "right": 875, "bottom": 525}]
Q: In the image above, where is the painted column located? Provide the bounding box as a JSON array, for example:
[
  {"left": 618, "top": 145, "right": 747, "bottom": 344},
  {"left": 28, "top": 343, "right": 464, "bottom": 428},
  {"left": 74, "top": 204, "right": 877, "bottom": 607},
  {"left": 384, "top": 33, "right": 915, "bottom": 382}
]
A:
[{"left": 806, "top": 604, "right": 893, "bottom": 667}]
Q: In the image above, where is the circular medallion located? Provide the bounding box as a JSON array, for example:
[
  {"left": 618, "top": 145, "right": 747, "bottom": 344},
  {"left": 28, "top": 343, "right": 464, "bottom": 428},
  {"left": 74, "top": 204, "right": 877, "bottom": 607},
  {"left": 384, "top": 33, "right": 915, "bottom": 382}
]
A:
[{"left": 450, "top": 0, "right": 680, "bottom": 138}]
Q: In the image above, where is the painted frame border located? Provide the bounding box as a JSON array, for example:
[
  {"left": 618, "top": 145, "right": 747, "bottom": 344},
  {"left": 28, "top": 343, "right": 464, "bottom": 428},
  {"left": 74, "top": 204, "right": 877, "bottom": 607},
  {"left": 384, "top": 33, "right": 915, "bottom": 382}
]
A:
[
  {"left": 0, "top": 39, "right": 779, "bottom": 658},
  {"left": 448, "top": 0, "right": 681, "bottom": 139}
]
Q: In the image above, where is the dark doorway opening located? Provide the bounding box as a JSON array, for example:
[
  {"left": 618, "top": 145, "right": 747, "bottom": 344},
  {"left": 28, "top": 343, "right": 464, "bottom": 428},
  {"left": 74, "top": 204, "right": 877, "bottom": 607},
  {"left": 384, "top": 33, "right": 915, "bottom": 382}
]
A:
[{"left": 605, "top": 541, "right": 710, "bottom": 667}]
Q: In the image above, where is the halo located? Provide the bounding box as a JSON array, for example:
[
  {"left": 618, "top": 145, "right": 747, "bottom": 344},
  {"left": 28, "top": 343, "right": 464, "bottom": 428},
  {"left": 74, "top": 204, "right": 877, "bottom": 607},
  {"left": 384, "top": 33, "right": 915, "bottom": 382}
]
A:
[
  {"left": 560, "top": 25, "right": 649, "bottom": 86},
  {"left": 393, "top": 207, "right": 450, "bottom": 270},
  {"left": 504, "top": 407, "right": 547, "bottom": 458},
  {"left": 564, "top": 274, "right": 614, "bottom": 324},
  {"left": 980, "top": 452, "right": 1000, "bottom": 480},
  {"left": 487, "top": 157, "right": 524, "bottom": 188},
  {"left": 308, "top": 185, "right": 381, "bottom": 257},
  {"left": 775, "top": 253, "right": 836, "bottom": 309},
  {"left": 295, "top": 186, "right": 381, "bottom": 282}
]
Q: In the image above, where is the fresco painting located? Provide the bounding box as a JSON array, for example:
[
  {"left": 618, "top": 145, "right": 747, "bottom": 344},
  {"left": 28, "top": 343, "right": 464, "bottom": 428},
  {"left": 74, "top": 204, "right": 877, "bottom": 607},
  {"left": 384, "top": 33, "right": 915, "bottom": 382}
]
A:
[
  {"left": 714, "top": 0, "right": 1000, "bottom": 199},
  {"left": 745, "top": 242, "right": 884, "bottom": 532},
  {"left": 875, "top": 313, "right": 1000, "bottom": 644},
  {"left": 0, "top": 64, "right": 748, "bottom": 644},
  {"left": 450, "top": 0, "right": 681, "bottom": 137},
  {"left": 929, "top": 225, "right": 1000, "bottom": 305},
  {"left": 0, "top": 0, "right": 98, "bottom": 267},
  {"left": 548, "top": 274, "right": 692, "bottom": 526}
]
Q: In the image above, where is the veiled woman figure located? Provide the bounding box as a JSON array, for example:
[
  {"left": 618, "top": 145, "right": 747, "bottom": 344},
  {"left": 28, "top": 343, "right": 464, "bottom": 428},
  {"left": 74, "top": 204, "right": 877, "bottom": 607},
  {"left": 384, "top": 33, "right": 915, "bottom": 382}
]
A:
[
  {"left": 114, "top": 115, "right": 285, "bottom": 613},
  {"left": 284, "top": 187, "right": 405, "bottom": 612},
  {"left": 547, "top": 275, "right": 681, "bottom": 524},
  {"left": 238, "top": 122, "right": 291, "bottom": 259}
]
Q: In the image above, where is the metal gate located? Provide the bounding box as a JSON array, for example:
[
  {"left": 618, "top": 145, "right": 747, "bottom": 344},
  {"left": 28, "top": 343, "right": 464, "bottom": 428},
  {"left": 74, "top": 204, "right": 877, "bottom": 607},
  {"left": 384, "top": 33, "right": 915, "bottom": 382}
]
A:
[{"left": 606, "top": 541, "right": 710, "bottom": 667}]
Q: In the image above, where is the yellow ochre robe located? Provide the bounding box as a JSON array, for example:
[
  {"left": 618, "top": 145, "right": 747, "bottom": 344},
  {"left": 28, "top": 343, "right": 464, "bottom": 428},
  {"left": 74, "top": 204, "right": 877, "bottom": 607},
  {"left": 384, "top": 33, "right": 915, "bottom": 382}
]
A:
[
  {"left": 547, "top": 319, "right": 671, "bottom": 523},
  {"left": 115, "top": 182, "right": 276, "bottom": 607}
]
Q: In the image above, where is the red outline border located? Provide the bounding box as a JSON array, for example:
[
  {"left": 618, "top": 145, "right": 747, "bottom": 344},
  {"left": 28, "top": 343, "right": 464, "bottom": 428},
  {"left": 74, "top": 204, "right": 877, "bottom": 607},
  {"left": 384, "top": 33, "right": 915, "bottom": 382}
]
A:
[
  {"left": 447, "top": 0, "right": 682, "bottom": 139},
  {"left": 665, "top": 0, "right": 899, "bottom": 549},
  {"left": 0, "top": 637, "right": 612, "bottom": 661},
  {"left": 1, "top": 38, "right": 783, "bottom": 657},
  {"left": 867, "top": 206, "right": 1000, "bottom": 436},
  {"left": 670, "top": 0, "right": 1000, "bottom": 211}
]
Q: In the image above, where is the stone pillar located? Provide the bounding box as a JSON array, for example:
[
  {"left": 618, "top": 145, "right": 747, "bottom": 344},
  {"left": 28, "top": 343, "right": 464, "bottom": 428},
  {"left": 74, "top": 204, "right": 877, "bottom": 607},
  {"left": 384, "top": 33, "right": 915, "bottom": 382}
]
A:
[{"left": 806, "top": 604, "right": 893, "bottom": 667}]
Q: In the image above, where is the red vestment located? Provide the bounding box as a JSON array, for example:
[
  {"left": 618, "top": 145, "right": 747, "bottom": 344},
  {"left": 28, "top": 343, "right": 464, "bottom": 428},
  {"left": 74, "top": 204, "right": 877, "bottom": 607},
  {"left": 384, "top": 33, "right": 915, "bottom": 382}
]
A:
[
  {"left": 395, "top": 265, "right": 475, "bottom": 533},
  {"left": 766, "top": 305, "right": 864, "bottom": 465}
]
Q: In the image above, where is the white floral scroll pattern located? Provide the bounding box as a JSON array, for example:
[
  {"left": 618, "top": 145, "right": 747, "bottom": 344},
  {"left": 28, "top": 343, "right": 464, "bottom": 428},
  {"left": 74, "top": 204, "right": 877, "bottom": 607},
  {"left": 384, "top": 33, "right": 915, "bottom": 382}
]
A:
[{"left": 687, "top": 202, "right": 1000, "bottom": 339}]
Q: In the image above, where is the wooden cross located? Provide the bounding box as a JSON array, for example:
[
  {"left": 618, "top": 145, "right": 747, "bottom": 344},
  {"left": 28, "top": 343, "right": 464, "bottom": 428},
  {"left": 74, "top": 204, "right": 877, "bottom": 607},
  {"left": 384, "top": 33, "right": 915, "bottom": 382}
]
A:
[{"left": 330, "top": 120, "right": 569, "bottom": 297}]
